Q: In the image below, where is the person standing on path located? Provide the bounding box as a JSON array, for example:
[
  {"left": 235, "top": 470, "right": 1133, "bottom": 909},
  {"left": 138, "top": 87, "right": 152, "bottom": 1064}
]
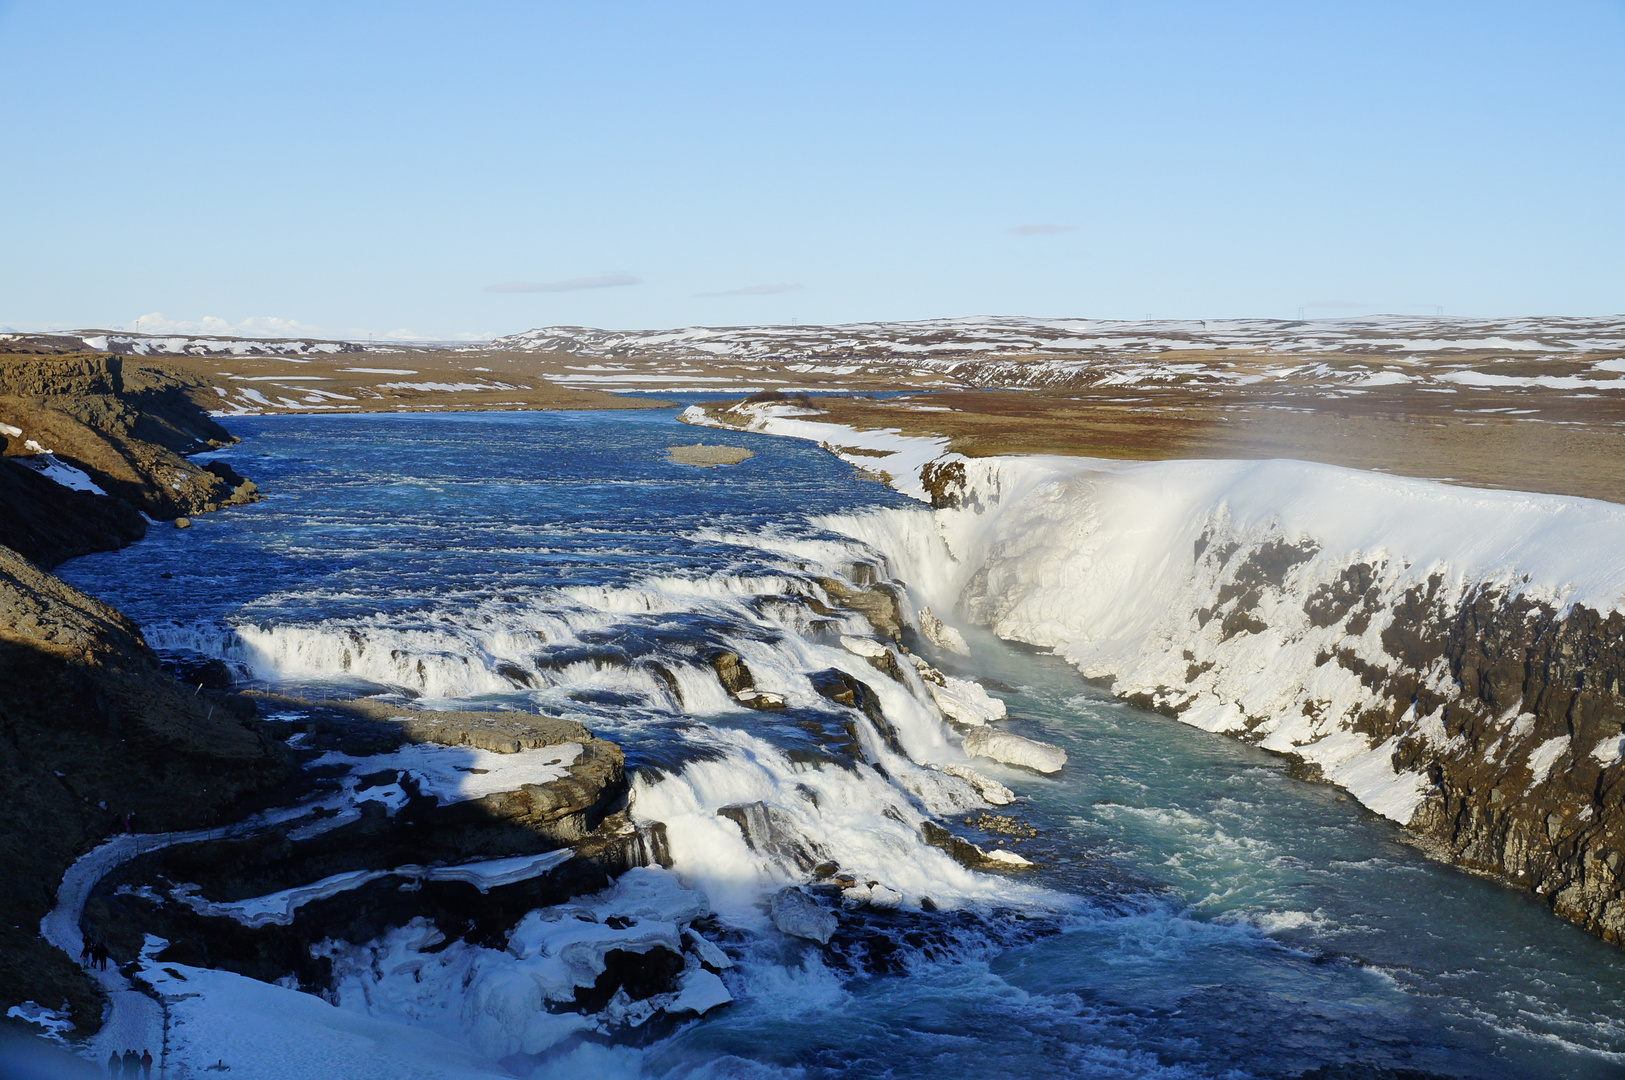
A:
[
  {"left": 122, "top": 1048, "right": 139, "bottom": 1076},
  {"left": 106, "top": 1050, "right": 120, "bottom": 1076},
  {"left": 140, "top": 1048, "right": 153, "bottom": 1077}
]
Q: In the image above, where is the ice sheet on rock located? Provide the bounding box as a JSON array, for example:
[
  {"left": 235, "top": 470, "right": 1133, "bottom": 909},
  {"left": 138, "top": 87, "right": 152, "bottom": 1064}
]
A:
[
  {"left": 320, "top": 868, "right": 727, "bottom": 1060},
  {"left": 668, "top": 969, "right": 732, "bottom": 1015},
  {"left": 927, "top": 673, "right": 1007, "bottom": 727},
  {"left": 770, "top": 887, "right": 837, "bottom": 943},
  {"left": 313, "top": 741, "right": 582, "bottom": 803},
  {"left": 919, "top": 607, "right": 969, "bottom": 654},
  {"left": 839, "top": 635, "right": 890, "bottom": 658},
  {"left": 940, "top": 764, "right": 1016, "bottom": 806},
  {"left": 984, "top": 848, "right": 1033, "bottom": 867},
  {"left": 963, "top": 728, "right": 1067, "bottom": 774}
]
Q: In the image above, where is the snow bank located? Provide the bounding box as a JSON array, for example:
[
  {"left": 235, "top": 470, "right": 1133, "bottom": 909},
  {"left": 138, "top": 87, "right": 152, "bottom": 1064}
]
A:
[
  {"left": 145, "top": 959, "right": 513, "bottom": 1080},
  {"left": 311, "top": 741, "right": 582, "bottom": 803},
  {"left": 11, "top": 448, "right": 106, "bottom": 494}
]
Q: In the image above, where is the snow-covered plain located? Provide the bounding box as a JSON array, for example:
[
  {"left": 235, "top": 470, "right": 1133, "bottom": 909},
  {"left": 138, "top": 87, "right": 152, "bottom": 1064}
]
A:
[{"left": 499, "top": 314, "right": 1625, "bottom": 397}]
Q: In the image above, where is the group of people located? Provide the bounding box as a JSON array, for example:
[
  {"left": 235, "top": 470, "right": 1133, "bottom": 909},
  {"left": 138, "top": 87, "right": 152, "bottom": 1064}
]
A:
[
  {"left": 105, "top": 1048, "right": 153, "bottom": 1077},
  {"left": 79, "top": 937, "right": 112, "bottom": 971}
]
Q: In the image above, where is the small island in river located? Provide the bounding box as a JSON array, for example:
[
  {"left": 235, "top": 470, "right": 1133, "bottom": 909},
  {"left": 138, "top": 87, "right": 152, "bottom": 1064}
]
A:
[{"left": 665, "top": 442, "right": 754, "bottom": 467}]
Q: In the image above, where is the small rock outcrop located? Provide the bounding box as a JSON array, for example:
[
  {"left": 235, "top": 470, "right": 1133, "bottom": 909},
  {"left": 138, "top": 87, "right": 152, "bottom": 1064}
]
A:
[
  {"left": 710, "top": 650, "right": 786, "bottom": 709},
  {"left": 665, "top": 443, "right": 754, "bottom": 467},
  {"left": 769, "top": 887, "right": 838, "bottom": 944},
  {"left": 918, "top": 607, "right": 969, "bottom": 654},
  {"left": 817, "top": 576, "right": 906, "bottom": 641}
]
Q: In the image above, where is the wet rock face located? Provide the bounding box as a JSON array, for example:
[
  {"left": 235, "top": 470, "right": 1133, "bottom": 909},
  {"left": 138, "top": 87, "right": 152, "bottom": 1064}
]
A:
[
  {"left": 718, "top": 801, "right": 828, "bottom": 872},
  {"left": 920, "top": 459, "right": 968, "bottom": 510},
  {"left": 816, "top": 576, "right": 906, "bottom": 641}
]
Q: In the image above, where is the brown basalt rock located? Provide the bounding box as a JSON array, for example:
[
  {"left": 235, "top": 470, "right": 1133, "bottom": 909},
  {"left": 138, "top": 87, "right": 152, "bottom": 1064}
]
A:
[
  {"left": 1, "top": 352, "right": 258, "bottom": 531},
  {"left": 816, "top": 576, "right": 906, "bottom": 640},
  {"left": 0, "top": 458, "right": 146, "bottom": 569}
]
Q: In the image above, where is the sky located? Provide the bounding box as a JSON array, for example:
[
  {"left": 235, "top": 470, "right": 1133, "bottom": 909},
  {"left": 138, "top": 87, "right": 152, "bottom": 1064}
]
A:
[{"left": 2, "top": 0, "right": 1622, "bottom": 340}]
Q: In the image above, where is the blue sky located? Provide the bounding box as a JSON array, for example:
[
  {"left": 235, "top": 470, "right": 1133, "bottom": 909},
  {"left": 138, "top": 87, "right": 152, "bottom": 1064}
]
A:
[{"left": 2, "top": 1, "right": 1621, "bottom": 339}]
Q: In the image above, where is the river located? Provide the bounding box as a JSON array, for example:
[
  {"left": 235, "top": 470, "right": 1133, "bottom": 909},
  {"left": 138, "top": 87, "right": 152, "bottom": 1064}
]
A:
[{"left": 57, "top": 407, "right": 1625, "bottom": 1079}]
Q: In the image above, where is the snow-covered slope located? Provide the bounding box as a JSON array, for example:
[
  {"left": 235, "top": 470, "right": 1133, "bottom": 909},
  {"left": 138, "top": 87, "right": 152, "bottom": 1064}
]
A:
[
  {"left": 495, "top": 315, "right": 1625, "bottom": 361},
  {"left": 841, "top": 454, "right": 1625, "bottom": 819},
  {"left": 0, "top": 330, "right": 368, "bottom": 358}
]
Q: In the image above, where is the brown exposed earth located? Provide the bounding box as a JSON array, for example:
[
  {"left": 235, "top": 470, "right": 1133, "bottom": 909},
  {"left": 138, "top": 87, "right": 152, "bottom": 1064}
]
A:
[{"left": 701, "top": 384, "right": 1625, "bottom": 506}]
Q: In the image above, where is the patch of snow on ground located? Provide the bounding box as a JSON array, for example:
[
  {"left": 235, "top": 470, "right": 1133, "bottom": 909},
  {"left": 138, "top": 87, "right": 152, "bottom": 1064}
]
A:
[
  {"left": 1527, "top": 735, "right": 1573, "bottom": 788},
  {"left": 170, "top": 850, "right": 574, "bottom": 927},
  {"left": 11, "top": 452, "right": 106, "bottom": 494}
]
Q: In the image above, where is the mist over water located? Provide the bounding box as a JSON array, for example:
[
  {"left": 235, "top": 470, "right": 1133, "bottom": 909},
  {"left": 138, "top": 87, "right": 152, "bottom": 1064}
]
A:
[{"left": 59, "top": 408, "right": 1625, "bottom": 1078}]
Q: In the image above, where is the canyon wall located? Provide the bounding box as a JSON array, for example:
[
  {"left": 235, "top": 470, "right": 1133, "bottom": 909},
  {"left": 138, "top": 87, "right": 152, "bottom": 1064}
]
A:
[{"left": 834, "top": 452, "right": 1625, "bottom": 942}]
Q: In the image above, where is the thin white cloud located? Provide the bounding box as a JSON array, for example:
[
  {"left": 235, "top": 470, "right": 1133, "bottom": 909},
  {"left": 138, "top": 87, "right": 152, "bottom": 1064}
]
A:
[
  {"left": 483, "top": 274, "right": 641, "bottom": 293},
  {"left": 128, "top": 312, "right": 326, "bottom": 337},
  {"left": 695, "top": 283, "right": 803, "bottom": 298},
  {"left": 1007, "top": 224, "right": 1077, "bottom": 236},
  {"left": 107, "top": 314, "right": 498, "bottom": 344}
]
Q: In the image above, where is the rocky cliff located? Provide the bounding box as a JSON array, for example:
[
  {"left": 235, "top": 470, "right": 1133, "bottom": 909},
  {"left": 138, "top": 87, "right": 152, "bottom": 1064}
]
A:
[
  {"left": 0, "top": 351, "right": 259, "bottom": 563},
  {"left": 0, "top": 348, "right": 293, "bottom": 1030},
  {"left": 1132, "top": 541, "right": 1625, "bottom": 942}
]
